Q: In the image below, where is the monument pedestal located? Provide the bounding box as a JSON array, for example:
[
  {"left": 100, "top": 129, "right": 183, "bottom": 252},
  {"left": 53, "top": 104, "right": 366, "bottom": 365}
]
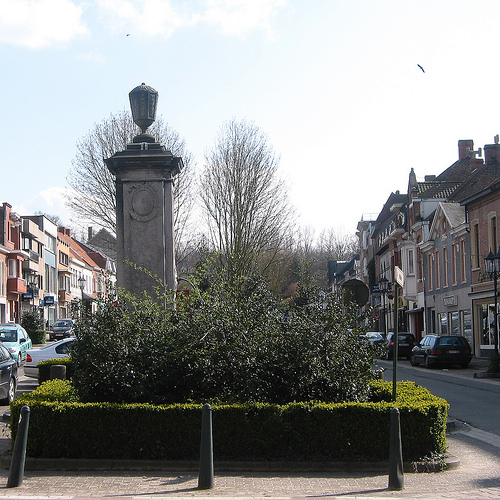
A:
[{"left": 105, "top": 141, "right": 183, "bottom": 298}]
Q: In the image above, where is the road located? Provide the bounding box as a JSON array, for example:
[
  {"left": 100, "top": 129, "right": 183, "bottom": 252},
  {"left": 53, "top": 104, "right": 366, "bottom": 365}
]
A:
[
  {"left": 0, "top": 367, "right": 38, "bottom": 419},
  {"left": 378, "top": 358, "right": 500, "bottom": 436}
]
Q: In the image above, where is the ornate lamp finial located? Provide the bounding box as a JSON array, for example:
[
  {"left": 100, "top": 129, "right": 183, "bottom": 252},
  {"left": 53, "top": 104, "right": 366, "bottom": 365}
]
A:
[{"left": 129, "top": 83, "right": 158, "bottom": 143}]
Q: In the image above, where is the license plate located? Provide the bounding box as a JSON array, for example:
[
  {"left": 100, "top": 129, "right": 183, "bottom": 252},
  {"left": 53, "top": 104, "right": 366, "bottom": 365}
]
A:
[
  {"left": 448, "top": 350, "right": 459, "bottom": 354},
  {"left": 399, "top": 343, "right": 408, "bottom": 346}
]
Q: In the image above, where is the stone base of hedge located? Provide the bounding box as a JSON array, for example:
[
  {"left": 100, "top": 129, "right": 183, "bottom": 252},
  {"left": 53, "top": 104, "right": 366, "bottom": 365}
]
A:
[{"left": 10, "top": 380, "right": 448, "bottom": 462}]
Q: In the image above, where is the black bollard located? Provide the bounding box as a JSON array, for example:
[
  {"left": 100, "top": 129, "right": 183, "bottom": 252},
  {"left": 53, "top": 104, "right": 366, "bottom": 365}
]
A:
[
  {"left": 50, "top": 364, "right": 66, "bottom": 380},
  {"left": 198, "top": 403, "right": 214, "bottom": 490},
  {"left": 388, "top": 407, "right": 404, "bottom": 490},
  {"left": 7, "top": 405, "right": 30, "bottom": 488}
]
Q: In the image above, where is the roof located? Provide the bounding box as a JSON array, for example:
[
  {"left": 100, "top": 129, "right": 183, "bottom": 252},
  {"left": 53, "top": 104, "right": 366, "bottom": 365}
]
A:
[
  {"left": 439, "top": 202, "right": 465, "bottom": 228},
  {"left": 57, "top": 231, "right": 101, "bottom": 269},
  {"left": 448, "top": 162, "right": 500, "bottom": 203},
  {"left": 375, "top": 192, "right": 407, "bottom": 225},
  {"left": 416, "top": 181, "right": 462, "bottom": 200}
]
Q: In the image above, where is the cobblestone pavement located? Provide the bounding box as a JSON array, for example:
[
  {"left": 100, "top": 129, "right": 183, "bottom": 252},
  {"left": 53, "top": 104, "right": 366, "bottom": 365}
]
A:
[{"left": 0, "top": 428, "right": 498, "bottom": 499}]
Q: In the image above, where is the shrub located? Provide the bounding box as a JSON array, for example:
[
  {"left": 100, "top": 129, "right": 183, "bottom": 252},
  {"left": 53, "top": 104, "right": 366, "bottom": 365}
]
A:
[
  {"left": 21, "top": 309, "right": 45, "bottom": 343},
  {"left": 37, "top": 358, "right": 73, "bottom": 384},
  {"left": 29, "top": 329, "right": 47, "bottom": 345},
  {"left": 10, "top": 380, "right": 447, "bottom": 462},
  {"left": 70, "top": 265, "right": 376, "bottom": 405}
]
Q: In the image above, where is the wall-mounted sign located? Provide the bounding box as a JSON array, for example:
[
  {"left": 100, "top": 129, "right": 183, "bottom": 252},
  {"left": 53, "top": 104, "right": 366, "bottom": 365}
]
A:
[
  {"left": 443, "top": 296, "right": 457, "bottom": 306},
  {"left": 44, "top": 296, "right": 55, "bottom": 305},
  {"left": 395, "top": 266, "right": 404, "bottom": 287}
]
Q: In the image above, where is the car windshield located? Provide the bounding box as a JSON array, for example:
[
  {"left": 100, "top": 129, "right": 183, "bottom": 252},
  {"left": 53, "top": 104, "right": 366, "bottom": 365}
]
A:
[
  {"left": 438, "top": 337, "right": 466, "bottom": 347},
  {"left": 0, "top": 329, "right": 17, "bottom": 342},
  {"left": 54, "top": 320, "right": 72, "bottom": 327}
]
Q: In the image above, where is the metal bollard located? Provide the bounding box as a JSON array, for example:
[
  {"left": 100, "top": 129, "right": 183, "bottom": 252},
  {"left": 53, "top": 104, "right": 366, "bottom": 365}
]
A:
[
  {"left": 388, "top": 407, "right": 404, "bottom": 490},
  {"left": 7, "top": 405, "right": 30, "bottom": 488},
  {"left": 198, "top": 403, "right": 214, "bottom": 490},
  {"left": 50, "top": 364, "right": 66, "bottom": 380}
]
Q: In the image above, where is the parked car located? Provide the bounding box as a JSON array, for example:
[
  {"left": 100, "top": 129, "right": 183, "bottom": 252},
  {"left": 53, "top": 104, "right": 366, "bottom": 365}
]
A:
[
  {"left": 0, "top": 323, "right": 33, "bottom": 366},
  {"left": 383, "top": 332, "right": 416, "bottom": 360},
  {"left": 0, "top": 343, "right": 18, "bottom": 404},
  {"left": 50, "top": 319, "right": 75, "bottom": 341},
  {"left": 410, "top": 334, "right": 473, "bottom": 368},
  {"left": 24, "top": 338, "right": 74, "bottom": 379},
  {"left": 359, "top": 332, "right": 385, "bottom": 346}
]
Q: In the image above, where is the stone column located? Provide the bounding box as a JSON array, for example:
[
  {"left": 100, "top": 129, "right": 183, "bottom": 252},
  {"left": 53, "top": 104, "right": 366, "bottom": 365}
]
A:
[{"left": 104, "top": 84, "right": 183, "bottom": 299}]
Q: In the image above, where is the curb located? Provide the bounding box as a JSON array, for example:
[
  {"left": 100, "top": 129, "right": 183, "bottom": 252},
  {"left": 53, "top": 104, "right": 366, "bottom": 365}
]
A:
[{"left": 0, "top": 454, "right": 460, "bottom": 473}]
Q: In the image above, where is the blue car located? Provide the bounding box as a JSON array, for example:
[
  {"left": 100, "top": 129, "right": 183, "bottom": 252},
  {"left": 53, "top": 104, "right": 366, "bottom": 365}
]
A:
[{"left": 0, "top": 324, "right": 33, "bottom": 366}]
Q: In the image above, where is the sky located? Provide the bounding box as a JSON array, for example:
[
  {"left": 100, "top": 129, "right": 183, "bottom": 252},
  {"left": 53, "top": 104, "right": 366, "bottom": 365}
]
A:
[{"left": 2, "top": 0, "right": 500, "bottom": 241}]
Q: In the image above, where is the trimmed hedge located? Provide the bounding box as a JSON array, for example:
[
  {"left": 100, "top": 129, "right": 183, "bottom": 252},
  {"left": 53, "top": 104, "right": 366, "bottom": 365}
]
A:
[
  {"left": 10, "top": 379, "right": 448, "bottom": 462},
  {"left": 29, "top": 329, "right": 47, "bottom": 345},
  {"left": 37, "top": 358, "right": 73, "bottom": 384}
]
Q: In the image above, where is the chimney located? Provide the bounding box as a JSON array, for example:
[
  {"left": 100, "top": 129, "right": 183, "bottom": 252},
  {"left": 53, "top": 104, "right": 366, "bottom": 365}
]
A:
[
  {"left": 65, "top": 228, "right": 71, "bottom": 237},
  {"left": 484, "top": 143, "right": 500, "bottom": 165},
  {"left": 458, "top": 140, "right": 474, "bottom": 160},
  {"left": 88, "top": 227, "right": 93, "bottom": 241}
]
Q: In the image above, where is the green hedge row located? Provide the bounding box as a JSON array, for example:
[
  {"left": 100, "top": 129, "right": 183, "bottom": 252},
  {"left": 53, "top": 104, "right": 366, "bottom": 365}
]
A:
[
  {"left": 10, "top": 379, "right": 448, "bottom": 462},
  {"left": 37, "top": 358, "right": 73, "bottom": 384}
]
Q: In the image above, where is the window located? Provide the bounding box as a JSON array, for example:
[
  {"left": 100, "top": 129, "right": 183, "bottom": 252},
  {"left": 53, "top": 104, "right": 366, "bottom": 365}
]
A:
[
  {"left": 451, "top": 243, "right": 459, "bottom": 285},
  {"left": 7, "top": 260, "right": 16, "bottom": 278},
  {"left": 439, "top": 313, "right": 448, "bottom": 334},
  {"left": 460, "top": 239, "right": 467, "bottom": 283},
  {"left": 443, "top": 247, "right": 448, "bottom": 287},
  {"left": 451, "top": 311, "right": 460, "bottom": 335},
  {"left": 59, "top": 251, "right": 69, "bottom": 267},
  {"left": 407, "top": 249, "right": 415, "bottom": 275},
  {"left": 471, "top": 221, "right": 480, "bottom": 269},
  {"left": 428, "top": 254, "right": 434, "bottom": 291},
  {"left": 45, "top": 234, "right": 56, "bottom": 253},
  {"left": 435, "top": 250, "right": 440, "bottom": 289},
  {"left": 462, "top": 309, "right": 472, "bottom": 345}
]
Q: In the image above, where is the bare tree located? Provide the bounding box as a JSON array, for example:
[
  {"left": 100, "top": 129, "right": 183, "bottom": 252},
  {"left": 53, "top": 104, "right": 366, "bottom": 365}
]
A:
[
  {"left": 317, "top": 228, "right": 359, "bottom": 261},
  {"left": 66, "top": 110, "right": 195, "bottom": 259},
  {"left": 200, "top": 119, "right": 295, "bottom": 279}
]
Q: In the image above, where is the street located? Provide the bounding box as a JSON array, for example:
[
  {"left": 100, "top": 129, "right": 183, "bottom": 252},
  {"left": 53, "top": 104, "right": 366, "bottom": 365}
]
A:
[
  {"left": 0, "top": 367, "right": 38, "bottom": 419},
  {"left": 378, "top": 358, "right": 500, "bottom": 436}
]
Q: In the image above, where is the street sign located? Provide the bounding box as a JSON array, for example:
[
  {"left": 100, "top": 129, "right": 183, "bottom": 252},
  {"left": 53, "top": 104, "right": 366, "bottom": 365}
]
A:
[{"left": 395, "top": 266, "right": 404, "bottom": 287}]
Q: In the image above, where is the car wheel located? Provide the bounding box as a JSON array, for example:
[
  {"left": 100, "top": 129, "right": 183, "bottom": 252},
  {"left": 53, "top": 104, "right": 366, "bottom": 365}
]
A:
[
  {"left": 460, "top": 362, "right": 470, "bottom": 369},
  {"left": 1, "top": 378, "right": 16, "bottom": 405},
  {"left": 410, "top": 356, "right": 419, "bottom": 366}
]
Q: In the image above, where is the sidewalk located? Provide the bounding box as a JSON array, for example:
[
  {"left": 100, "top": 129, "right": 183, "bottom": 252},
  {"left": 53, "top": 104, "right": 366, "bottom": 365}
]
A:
[
  {"left": 0, "top": 359, "right": 497, "bottom": 499},
  {"left": 0, "top": 429, "right": 499, "bottom": 499}
]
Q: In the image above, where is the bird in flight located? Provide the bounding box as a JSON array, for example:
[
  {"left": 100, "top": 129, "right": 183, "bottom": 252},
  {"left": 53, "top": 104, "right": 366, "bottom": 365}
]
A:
[{"left": 417, "top": 64, "right": 425, "bottom": 73}]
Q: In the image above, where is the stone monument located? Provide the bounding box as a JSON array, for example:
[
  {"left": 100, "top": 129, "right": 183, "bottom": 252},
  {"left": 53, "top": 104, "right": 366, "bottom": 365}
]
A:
[{"left": 105, "top": 83, "right": 183, "bottom": 299}]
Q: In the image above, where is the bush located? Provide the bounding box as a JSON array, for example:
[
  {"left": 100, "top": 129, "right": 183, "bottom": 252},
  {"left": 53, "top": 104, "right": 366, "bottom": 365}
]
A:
[
  {"left": 21, "top": 309, "right": 45, "bottom": 343},
  {"left": 70, "top": 266, "right": 376, "bottom": 405},
  {"left": 37, "top": 358, "right": 73, "bottom": 384},
  {"left": 29, "top": 329, "right": 47, "bottom": 345},
  {"left": 10, "top": 380, "right": 448, "bottom": 462}
]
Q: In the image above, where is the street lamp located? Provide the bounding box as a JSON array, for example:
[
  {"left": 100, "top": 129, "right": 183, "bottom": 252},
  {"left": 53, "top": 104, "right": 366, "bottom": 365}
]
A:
[
  {"left": 379, "top": 277, "right": 390, "bottom": 338},
  {"left": 78, "top": 276, "right": 86, "bottom": 300},
  {"left": 485, "top": 248, "right": 500, "bottom": 357},
  {"left": 129, "top": 83, "right": 158, "bottom": 143}
]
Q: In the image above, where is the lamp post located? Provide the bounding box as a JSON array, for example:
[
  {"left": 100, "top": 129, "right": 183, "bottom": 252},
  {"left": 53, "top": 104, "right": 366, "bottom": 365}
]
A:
[
  {"left": 485, "top": 248, "right": 500, "bottom": 357},
  {"left": 379, "top": 277, "right": 390, "bottom": 338},
  {"left": 78, "top": 276, "right": 86, "bottom": 300}
]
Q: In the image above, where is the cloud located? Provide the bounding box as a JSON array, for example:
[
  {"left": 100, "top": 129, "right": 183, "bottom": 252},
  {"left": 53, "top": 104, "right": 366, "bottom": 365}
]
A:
[
  {"left": 0, "top": 0, "right": 88, "bottom": 49},
  {"left": 97, "top": 0, "right": 200, "bottom": 37},
  {"left": 203, "top": 0, "right": 286, "bottom": 38},
  {"left": 96, "top": 0, "right": 285, "bottom": 39}
]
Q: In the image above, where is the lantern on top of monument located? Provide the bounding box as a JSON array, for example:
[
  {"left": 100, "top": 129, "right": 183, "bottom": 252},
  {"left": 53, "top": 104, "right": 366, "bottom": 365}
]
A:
[{"left": 129, "top": 83, "right": 158, "bottom": 143}]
